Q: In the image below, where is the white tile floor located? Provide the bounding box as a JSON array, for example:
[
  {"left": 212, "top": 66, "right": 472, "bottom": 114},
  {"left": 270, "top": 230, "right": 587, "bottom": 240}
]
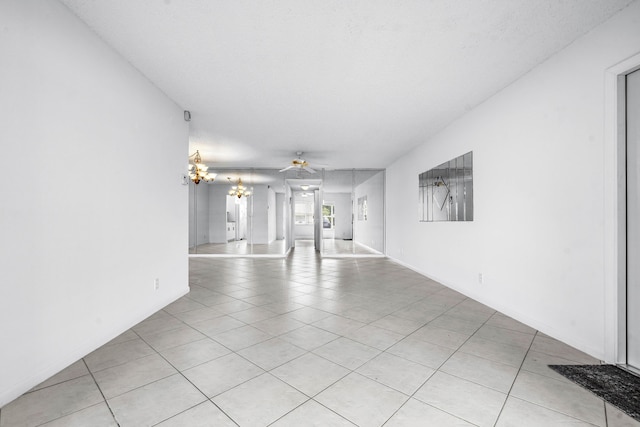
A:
[
  {"left": 189, "top": 240, "right": 286, "bottom": 256},
  {"left": 189, "top": 238, "right": 382, "bottom": 257},
  {"left": 2, "top": 241, "right": 639, "bottom": 426}
]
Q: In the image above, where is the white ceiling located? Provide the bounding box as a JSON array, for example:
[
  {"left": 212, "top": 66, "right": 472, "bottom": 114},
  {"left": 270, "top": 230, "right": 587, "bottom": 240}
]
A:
[{"left": 61, "top": 0, "right": 634, "bottom": 171}]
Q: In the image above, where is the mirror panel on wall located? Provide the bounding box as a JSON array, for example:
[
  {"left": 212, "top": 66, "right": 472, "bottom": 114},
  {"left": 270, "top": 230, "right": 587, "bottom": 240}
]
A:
[
  {"left": 321, "top": 169, "right": 385, "bottom": 256},
  {"left": 419, "top": 152, "right": 473, "bottom": 222},
  {"left": 189, "top": 168, "right": 385, "bottom": 257},
  {"left": 287, "top": 178, "right": 322, "bottom": 252},
  {"left": 189, "top": 169, "right": 287, "bottom": 255}
]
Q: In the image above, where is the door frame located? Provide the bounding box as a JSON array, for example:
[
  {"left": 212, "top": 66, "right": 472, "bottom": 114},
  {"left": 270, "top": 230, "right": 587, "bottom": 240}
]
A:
[
  {"left": 604, "top": 52, "right": 640, "bottom": 364},
  {"left": 286, "top": 178, "right": 323, "bottom": 250}
]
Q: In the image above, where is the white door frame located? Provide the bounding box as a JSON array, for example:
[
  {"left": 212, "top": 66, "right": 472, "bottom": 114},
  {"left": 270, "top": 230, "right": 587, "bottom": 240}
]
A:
[{"left": 603, "top": 52, "right": 640, "bottom": 364}]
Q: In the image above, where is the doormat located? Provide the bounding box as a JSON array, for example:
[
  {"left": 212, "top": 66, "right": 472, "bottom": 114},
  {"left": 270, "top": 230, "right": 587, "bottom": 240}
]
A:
[{"left": 548, "top": 364, "right": 640, "bottom": 421}]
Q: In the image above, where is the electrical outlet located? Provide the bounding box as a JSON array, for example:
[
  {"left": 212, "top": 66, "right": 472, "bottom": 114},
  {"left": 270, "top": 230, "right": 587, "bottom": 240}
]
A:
[
  {"left": 154, "top": 278, "right": 160, "bottom": 290},
  {"left": 478, "top": 273, "right": 484, "bottom": 284}
]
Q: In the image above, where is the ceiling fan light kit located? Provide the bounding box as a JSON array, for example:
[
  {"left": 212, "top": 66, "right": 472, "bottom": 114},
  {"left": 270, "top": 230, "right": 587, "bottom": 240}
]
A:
[{"left": 279, "top": 152, "right": 317, "bottom": 174}]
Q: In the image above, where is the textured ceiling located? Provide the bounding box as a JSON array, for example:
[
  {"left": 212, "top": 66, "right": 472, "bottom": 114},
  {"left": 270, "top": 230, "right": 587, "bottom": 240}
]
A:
[{"left": 60, "top": 0, "right": 634, "bottom": 171}]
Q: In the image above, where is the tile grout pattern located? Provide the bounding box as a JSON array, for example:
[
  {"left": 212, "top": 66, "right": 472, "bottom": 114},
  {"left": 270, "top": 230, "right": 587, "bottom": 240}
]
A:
[
  {"left": 189, "top": 238, "right": 381, "bottom": 256},
  {"left": 2, "top": 240, "right": 639, "bottom": 426}
]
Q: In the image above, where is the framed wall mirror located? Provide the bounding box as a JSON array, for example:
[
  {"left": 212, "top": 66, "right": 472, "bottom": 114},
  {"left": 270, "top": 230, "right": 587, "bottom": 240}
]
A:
[{"left": 419, "top": 151, "right": 473, "bottom": 222}]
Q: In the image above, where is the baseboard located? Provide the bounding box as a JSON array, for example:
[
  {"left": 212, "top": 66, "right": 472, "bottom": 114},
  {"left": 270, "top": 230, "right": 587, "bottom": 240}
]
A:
[
  {"left": 386, "top": 255, "right": 605, "bottom": 362},
  {"left": 0, "top": 286, "right": 188, "bottom": 408},
  {"left": 353, "top": 240, "right": 384, "bottom": 255}
]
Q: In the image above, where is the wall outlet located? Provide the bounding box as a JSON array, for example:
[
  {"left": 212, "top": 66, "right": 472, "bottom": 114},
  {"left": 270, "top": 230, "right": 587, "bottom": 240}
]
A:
[
  {"left": 154, "top": 278, "right": 160, "bottom": 290},
  {"left": 478, "top": 273, "right": 484, "bottom": 284}
]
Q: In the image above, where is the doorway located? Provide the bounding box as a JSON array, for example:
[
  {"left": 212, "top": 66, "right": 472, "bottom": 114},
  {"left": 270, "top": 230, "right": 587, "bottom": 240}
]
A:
[
  {"left": 626, "top": 68, "right": 640, "bottom": 372},
  {"left": 287, "top": 179, "right": 323, "bottom": 252}
]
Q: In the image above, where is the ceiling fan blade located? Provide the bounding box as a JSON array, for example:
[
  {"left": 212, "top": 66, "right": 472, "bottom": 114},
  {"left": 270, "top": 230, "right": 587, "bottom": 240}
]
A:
[
  {"left": 304, "top": 166, "right": 316, "bottom": 174},
  {"left": 279, "top": 165, "right": 295, "bottom": 172}
]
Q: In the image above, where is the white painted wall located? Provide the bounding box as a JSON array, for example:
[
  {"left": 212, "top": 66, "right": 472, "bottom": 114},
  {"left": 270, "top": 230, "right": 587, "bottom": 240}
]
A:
[
  {"left": 386, "top": 2, "right": 640, "bottom": 361},
  {"left": 268, "top": 186, "right": 277, "bottom": 243},
  {"left": 294, "top": 195, "right": 315, "bottom": 239},
  {"left": 207, "top": 186, "right": 229, "bottom": 243},
  {"left": 238, "top": 196, "right": 248, "bottom": 240},
  {"left": 226, "top": 194, "right": 236, "bottom": 222},
  {"left": 0, "top": 0, "right": 188, "bottom": 407},
  {"left": 188, "top": 182, "right": 210, "bottom": 246},
  {"left": 295, "top": 224, "right": 315, "bottom": 239},
  {"left": 324, "top": 193, "right": 353, "bottom": 240},
  {"left": 276, "top": 192, "right": 285, "bottom": 240},
  {"left": 250, "top": 185, "right": 275, "bottom": 244},
  {"left": 354, "top": 171, "right": 385, "bottom": 252}
]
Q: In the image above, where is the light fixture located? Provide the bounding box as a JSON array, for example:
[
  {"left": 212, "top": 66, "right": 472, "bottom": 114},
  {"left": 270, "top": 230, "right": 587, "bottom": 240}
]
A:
[
  {"left": 188, "top": 150, "right": 216, "bottom": 184},
  {"left": 228, "top": 177, "right": 251, "bottom": 198},
  {"left": 300, "top": 185, "right": 310, "bottom": 191}
]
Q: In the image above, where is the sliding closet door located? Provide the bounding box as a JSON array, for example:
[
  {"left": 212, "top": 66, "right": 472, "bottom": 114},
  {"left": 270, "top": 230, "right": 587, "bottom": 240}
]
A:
[{"left": 627, "top": 68, "right": 640, "bottom": 370}]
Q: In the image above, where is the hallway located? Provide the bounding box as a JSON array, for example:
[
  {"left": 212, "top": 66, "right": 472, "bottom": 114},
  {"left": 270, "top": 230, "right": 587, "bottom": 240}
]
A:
[{"left": 1, "top": 243, "right": 637, "bottom": 426}]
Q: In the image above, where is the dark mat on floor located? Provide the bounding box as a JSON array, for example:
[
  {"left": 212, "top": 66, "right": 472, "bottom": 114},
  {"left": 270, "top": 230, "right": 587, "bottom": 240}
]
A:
[{"left": 548, "top": 364, "right": 640, "bottom": 421}]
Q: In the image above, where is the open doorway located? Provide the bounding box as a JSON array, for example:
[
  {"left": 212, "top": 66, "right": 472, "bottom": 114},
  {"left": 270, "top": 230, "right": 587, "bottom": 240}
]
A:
[
  {"left": 226, "top": 194, "right": 248, "bottom": 243},
  {"left": 287, "top": 179, "right": 323, "bottom": 252},
  {"left": 625, "top": 67, "right": 640, "bottom": 374},
  {"left": 294, "top": 192, "right": 315, "bottom": 240},
  {"left": 606, "top": 54, "right": 640, "bottom": 370}
]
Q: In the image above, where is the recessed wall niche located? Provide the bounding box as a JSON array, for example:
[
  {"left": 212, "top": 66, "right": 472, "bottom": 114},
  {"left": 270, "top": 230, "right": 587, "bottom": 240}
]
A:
[{"left": 419, "top": 151, "right": 473, "bottom": 222}]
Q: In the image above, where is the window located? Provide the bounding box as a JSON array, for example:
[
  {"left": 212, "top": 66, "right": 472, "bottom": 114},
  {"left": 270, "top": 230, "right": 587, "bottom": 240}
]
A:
[
  {"left": 295, "top": 201, "right": 314, "bottom": 225},
  {"left": 322, "top": 203, "right": 335, "bottom": 229}
]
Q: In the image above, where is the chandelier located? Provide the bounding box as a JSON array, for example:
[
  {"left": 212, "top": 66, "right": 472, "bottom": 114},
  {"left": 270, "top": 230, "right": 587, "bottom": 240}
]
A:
[
  {"left": 188, "top": 150, "right": 216, "bottom": 184},
  {"left": 228, "top": 177, "right": 251, "bottom": 198}
]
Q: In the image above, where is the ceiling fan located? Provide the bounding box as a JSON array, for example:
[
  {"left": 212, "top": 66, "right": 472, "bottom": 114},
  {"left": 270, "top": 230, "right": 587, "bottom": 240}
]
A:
[{"left": 279, "top": 152, "right": 317, "bottom": 174}]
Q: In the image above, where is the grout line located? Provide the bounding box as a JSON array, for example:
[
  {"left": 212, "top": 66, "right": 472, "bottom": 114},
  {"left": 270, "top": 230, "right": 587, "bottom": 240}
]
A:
[
  {"left": 81, "top": 359, "right": 121, "bottom": 427},
  {"left": 20, "top": 253, "right": 602, "bottom": 426},
  {"left": 379, "top": 298, "right": 498, "bottom": 426},
  {"left": 491, "top": 330, "right": 539, "bottom": 426},
  {"left": 132, "top": 329, "right": 241, "bottom": 426}
]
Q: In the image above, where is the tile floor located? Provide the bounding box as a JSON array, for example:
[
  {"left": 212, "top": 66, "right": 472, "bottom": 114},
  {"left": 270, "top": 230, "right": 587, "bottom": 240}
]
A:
[
  {"left": 189, "top": 239, "right": 382, "bottom": 257},
  {"left": 321, "top": 240, "right": 383, "bottom": 257},
  {"left": 2, "top": 241, "right": 639, "bottom": 426},
  {"left": 189, "top": 240, "right": 286, "bottom": 256}
]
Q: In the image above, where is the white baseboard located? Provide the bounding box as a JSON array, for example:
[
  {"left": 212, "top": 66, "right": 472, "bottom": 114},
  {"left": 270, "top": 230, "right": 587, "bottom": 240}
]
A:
[
  {"left": 386, "top": 256, "right": 605, "bottom": 361},
  {"left": 0, "top": 286, "right": 188, "bottom": 408}
]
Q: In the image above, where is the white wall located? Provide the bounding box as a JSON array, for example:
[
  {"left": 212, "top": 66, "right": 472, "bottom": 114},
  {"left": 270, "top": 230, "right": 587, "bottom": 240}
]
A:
[
  {"left": 238, "top": 196, "right": 248, "bottom": 240},
  {"left": 188, "top": 181, "right": 210, "bottom": 246},
  {"left": 385, "top": 2, "right": 640, "bottom": 361},
  {"left": 250, "top": 185, "right": 275, "bottom": 244},
  {"left": 276, "top": 192, "right": 285, "bottom": 240},
  {"left": 268, "top": 186, "right": 277, "bottom": 243},
  {"left": 0, "top": 0, "right": 189, "bottom": 407},
  {"left": 295, "top": 224, "right": 315, "bottom": 239},
  {"left": 324, "top": 192, "right": 353, "bottom": 240},
  {"left": 207, "top": 186, "right": 229, "bottom": 243},
  {"left": 294, "top": 195, "right": 315, "bottom": 239},
  {"left": 354, "top": 171, "right": 385, "bottom": 252}
]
